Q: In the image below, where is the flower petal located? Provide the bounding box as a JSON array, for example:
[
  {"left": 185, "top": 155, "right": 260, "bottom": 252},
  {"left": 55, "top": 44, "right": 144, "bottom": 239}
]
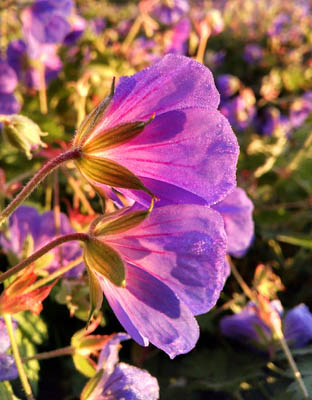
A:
[
  {"left": 100, "top": 362, "right": 159, "bottom": 400},
  {"left": 100, "top": 54, "right": 220, "bottom": 129},
  {"left": 0, "top": 354, "right": 18, "bottom": 381},
  {"left": 95, "top": 108, "right": 238, "bottom": 206},
  {"left": 283, "top": 304, "right": 312, "bottom": 348},
  {"left": 103, "top": 205, "right": 227, "bottom": 315},
  {"left": 212, "top": 187, "right": 254, "bottom": 257},
  {"left": 97, "top": 264, "right": 199, "bottom": 359}
]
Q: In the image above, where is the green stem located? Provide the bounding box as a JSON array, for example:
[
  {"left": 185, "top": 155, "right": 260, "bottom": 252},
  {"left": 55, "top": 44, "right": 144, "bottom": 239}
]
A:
[
  {"left": 23, "top": 346, "right": 74, "bottom": 362},
  {"left": 3, "top": 314, "right": 34, "bottom": 400},
  {"left": 24, "top": 256, "right": 83, "bottom": 294},
  {"left": 0, "top": 233, "right": 89, "bottom": 283},
  {"left": 0, "top": 148, "right": 81, "bottom": 226},
  {"left": 278, "top": 335, "right": 309, "bottom": 399}
]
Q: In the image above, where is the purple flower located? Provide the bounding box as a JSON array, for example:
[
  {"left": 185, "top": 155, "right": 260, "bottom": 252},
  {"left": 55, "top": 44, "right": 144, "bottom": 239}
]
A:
[
  {"left": 0, "top": 205, "right": 84, "bottom": 278},
  {"left": 165, "top": 17, "right": 191, "bottom": 55},
  {"left": 63, "top": 14, "right": 86, "bottom": 46},
  {"left": 216, "top": 74, "right": 241, "bottom": 99},
  {"left": 243, "top": 44, "right": 263, "bottom": 64},
  {"left": 152, "top": 0, "right": 189, "bottom": 25},
  {"left": 7, "top": 40, "right": 62, "bottom": 90},
  {"left": 220, "top": 89, "right": 256, "bottom": 131},
  {"left": 21, "top": 0, "right": 73, "bottom": 46},
  {"left": 220, "top": 302, "right": 312, "bottom": 351},
  {"left": 290, "top": 92, "right": 312, "bottom": 129},
  {"left": 74, "top": 54, "right": 239, "bottom": 208},
  {"left": 89, "top": 17, "right": 107, "bottom": 35},
  {"left": 0, "top": 93, "right": 20, "bottom": 115},
  {"left": 256, "top": 107, "right": 292, "bottom": 137},
  {"left": 87, "top": 333, "right": 159, "bottom": 400},
  {"left": 0, "top": 318, "right": 18, "bottom": 381},
  {"left": 85, "top": 203, "right": 228, "bottom": 358},
  {"left": 0, "top": 60, "right": 18, "bottom": 94},
  {"left": 283, "top": 304, "right": 312, "bottom": 348},
  {"left": 212, "top": 187, "right": 254, "bottom": 258}
]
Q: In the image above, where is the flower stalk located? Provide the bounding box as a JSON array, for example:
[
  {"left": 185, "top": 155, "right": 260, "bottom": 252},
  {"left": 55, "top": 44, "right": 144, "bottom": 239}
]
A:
[
  {"left": 0, "top": 233, "right": 89, "bottom": 283},
  {"left": 3, "top": 313, "right": 34, "bottom": 400},
  {"left": 0, "top": 148, "right": 82, "bottom": 226}
]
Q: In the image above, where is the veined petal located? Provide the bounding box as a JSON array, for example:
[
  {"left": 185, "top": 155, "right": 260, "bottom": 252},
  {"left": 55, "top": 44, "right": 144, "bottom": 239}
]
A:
[
  {"left": 101, "top": 205, "right": 227, "bottom": 315},
  {"left": 97, "top": 264, "right": 199, "bottom": 359},
  {"left": 92, "top": 54, "right": 220, "bottom": 135},
  {"left": 95, "top": 108, "right": 238, "bottom": 206}
]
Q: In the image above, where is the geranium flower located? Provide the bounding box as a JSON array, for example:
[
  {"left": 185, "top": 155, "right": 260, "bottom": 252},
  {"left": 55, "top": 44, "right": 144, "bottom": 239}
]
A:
[
  {"left": 82, "top": 333, "right": 159, "bottom": 400},
  {"left": 220, "top": 302, "right": 312, "bottom": 351},
  {"left": 0, "top": 318, "right": 18, "bottom": 381},
  {"left": 0, "top": 205, "right": 84, "bottom": 278},
  {"left": 73, "top": 54, "right": 239, "bottom": 207},
  {"left": 83, "top": 203, "right": 228, "bottom": 358}
]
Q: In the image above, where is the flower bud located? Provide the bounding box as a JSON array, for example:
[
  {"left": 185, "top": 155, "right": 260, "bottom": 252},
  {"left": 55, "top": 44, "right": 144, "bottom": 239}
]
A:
[{"left": 1, "top": 114, "right": 47, "bottom": 159}]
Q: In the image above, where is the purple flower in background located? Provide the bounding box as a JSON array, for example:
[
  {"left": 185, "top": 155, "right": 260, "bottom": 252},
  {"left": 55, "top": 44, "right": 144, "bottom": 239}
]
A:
[
  {"left": 256, "top": 107, "right": 292, "bottom": 137},
  {"left": 220, "top": 88, "right": 256, "bottom": 131},
  {"left": 0, "top": 93, "right": 20, "bottom": 115},
  {"left": 216, "top": 74, "right": 241, "bottom": 99},
  {"left": 0, "top": 60, "right": 18, "bottom": 94},
  {"left": 7, "top": 40, "right": 62, "bottom": 90},
  {"left": 220, "top": 302, "right": 312, "bottom": 351},
  {"left": 289, "top": 92, "right": 312, "bottom": 129},
  {"left": 64, "top": 14, "right": 86, "bottom": 46},
  {"left": 212, "top": 187, "right": 254, "bottom": 258},
  {"left": 87, "top": 333, "right": 159, "bottom": 399},
  {"left": 89, "top": 17, "right": 107, "bottom": 35},
  {"left": 74, "top": 54, "right": 239, "bottom": 208},
  {"left": 0, "top": 205, "right": 84, "bottom": 278},
  {"left": 283, "top": 304, "right": 312, "bottom": 347},
  {"left": 21, "top": 0, "right": 73, "bottom": 47},
  {"left": 0, "top": 318, "right": 18, "bottom": 381},
  {"left": 243, "top": 44, "right": 263, "bottom": 64},
  {"left": 85, "top": 203, "right": 228, "bottom": 358},
  {"left": 166, "top": 17, "right": 191, "bottom": 55},
  {"left": 0, "top": 59, "right": 20, "bottom": 115},
  {"left": 152, "top": 0, "right": 189, "bottom": 25}
]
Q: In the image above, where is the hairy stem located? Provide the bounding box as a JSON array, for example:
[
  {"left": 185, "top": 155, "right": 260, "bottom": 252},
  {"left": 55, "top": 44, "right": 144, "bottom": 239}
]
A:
[
  {"left": 23, "top": 346, "right": 74, "bottom": 362},
  {"left": 0, "top": 148, "right": 81, "bottom": 226},
  {"left": 0, "top": 233, "right": 89, "bottom": 283}
]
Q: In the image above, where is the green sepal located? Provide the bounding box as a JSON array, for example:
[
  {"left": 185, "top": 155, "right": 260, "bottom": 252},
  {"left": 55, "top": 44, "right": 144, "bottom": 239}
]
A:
[
  {"left": 76, "top": 155, "right": 153, "bottom": 196},
  {"left": 83, "top": 114, "right": 155, "bottom": 153},
  {"left": 84, "top": 238, "right": 126, "bottom": 287},
  {"left": 73, "top": 78, "right": 115, "bottom": 147},
  {"left": 93, "top": 200, "right": 154, "bottom": 237},
  {"left": 80, "top": 369, "right": 104, "bottom": 400},
  {"left": 72, "top": 353, "right": 97, "bottom": 378},
  {"left": 85, "top": 264, "right": 103, "bottom": 324}
]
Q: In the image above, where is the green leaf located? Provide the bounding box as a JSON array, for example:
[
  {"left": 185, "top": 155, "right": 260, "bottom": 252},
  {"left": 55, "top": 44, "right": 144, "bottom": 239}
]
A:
[{"left": 276, "top": 234, "right": 312, "bottom": 249}]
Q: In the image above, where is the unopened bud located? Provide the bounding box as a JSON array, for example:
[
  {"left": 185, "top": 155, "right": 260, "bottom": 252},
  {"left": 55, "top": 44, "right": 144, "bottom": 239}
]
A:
[{"left": 1, "top": 114, "right": 47, "bottom": 159}]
